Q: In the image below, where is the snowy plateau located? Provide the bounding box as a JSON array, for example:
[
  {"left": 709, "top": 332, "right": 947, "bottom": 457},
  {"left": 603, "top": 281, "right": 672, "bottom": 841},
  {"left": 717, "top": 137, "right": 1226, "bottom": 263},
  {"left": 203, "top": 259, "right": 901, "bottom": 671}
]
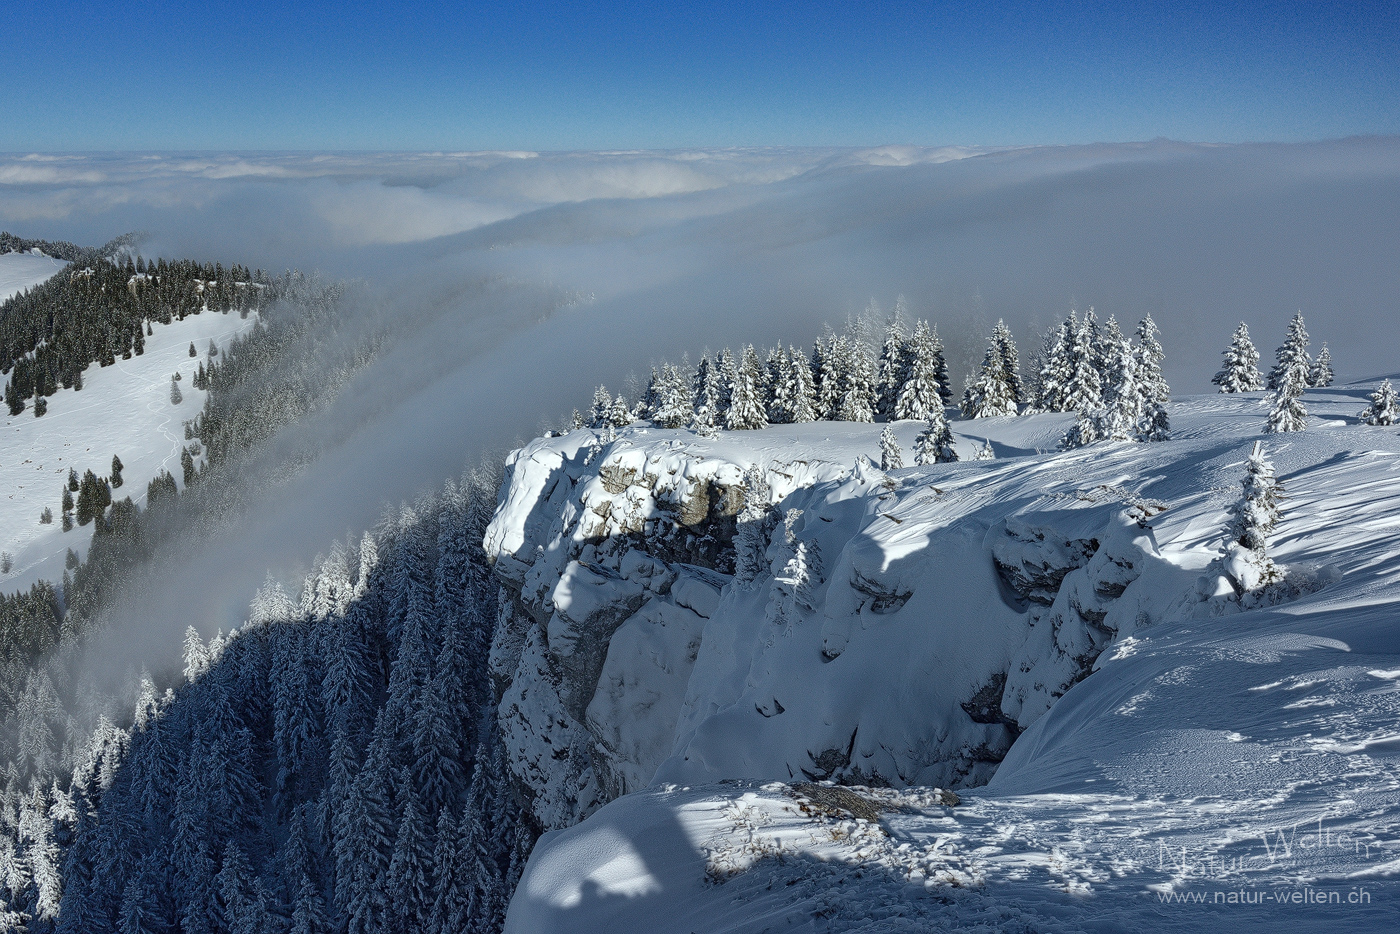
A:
[
  {"left": 0, "top": 252, "right": 67, "bottom": 305},
  {"left": 486, "top": 390, "right": 1400, "bottom": 932},
  {"left": 0, "top": 271, "right": 258, "bottom": 587}
]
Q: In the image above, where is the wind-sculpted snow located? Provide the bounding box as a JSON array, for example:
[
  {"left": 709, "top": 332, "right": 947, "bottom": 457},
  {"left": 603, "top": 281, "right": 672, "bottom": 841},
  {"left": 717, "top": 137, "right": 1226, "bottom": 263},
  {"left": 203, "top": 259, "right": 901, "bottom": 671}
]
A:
[{"left": 494, "top": 388, "right": 1400, "bottom": 931}]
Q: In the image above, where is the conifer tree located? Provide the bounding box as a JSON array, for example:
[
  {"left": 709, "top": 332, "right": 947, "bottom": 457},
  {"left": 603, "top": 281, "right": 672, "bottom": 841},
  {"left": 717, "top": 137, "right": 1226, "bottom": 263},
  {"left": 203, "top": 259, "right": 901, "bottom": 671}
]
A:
[
  {"left": 813, "top": 332, "right": 844, "bottom": 420},
  {"left": 876, "top": 306, "right": 907, "bottom": 419},
  {"left": 110, "top": 455, "right": 123, "bottom": 489},
  {"left": 648, "top": 363, "right": 693, "bottom": 429},
  {"left": 691, "top": 355, "right": 722, "bottom": 433},
  {"left": 1266, "top": 320, "right": 1310, "bottom": 433},
  {"left": 1062, "top": 311, "right": 1103, "bottom": 414},
  {"left": 170, "top": 376, "right": 182, "bottom": 406},
  {"left": 1225, "top": 441, "right": 1284, "bottom": 590},
  {"left": 1309, "top": 343, "right": 1334, "bottom": 388},
  {"left": 1268, "top": 312, "right": 1312, "bottom": 391},
  {"left": 992, "top": 319, "right": 1022, "bottom": 404},
  {"left": 879, "top": 425, "right": 903, "bottom": 470},
  {"left": 388, "top": 778, "right": 433, "bottom": 934},
  {"left": 188, "top": 343, "right": 197, "bottom": 357},
  {"left": 961, "top": 322, "right": 1019, "bottom": 418},
  {"left": 838, "top": 329, "right": 878, "bottom": 423},
  {"left": 725, "top": 345, "right": 768, "bottom": 430},
  {"left": 765, "top": 346, "right": 794, "bottom": 424},
  {"left": 894, "top": 320, "right": 944, "bottom": 421},
  {"left": 587, "top": 386, "right": 613, "bottom": 429},
  {"left": 1359, "top": 379, "right": 1399, "bottom": 426},
  {"left": 912, "top": 410, "right": 957, "bottom": 465},
  {"left": 1213, "top": 322, "right": 1265, "bottom": 391},
  {"left": 1098, "top": 337, "right": 1145, "bottom": 442},
  {"left": 786, "top": 346, "right": 817, "bottom": 423},
  {"left": 1033, "top": 317, "right": 1073, "bottom": 412}
]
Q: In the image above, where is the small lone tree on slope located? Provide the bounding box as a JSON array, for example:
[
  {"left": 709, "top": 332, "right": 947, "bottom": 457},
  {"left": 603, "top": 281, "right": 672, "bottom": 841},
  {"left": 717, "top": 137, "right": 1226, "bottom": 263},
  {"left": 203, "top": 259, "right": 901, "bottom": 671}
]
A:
[
  {"left": 1268, "top": 312, "right": 1311, "bottom": 392},
  {"left": 913, "top": 410, "right": 957, "bottom": 465},
  {"left": 879, "top": 425, "right": 903, "bottom": 470},
  {"left": 1224, "top": 440, "right": 1284, "bottom": 591},
  {"left": 1359, "top": 379, "right": 1399, "bottom": 426},
  {"left": 1265, "top": 347, "right": 1309, "bottom": 434}
]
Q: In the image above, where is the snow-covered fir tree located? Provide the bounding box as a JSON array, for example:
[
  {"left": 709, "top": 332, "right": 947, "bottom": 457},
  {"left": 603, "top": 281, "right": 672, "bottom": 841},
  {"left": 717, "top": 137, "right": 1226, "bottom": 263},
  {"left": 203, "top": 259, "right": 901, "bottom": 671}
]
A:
[
  {"left": 1265, "top": 322, "right": 1310, "bottom": 433},
  {"left": 879, "top": 425, "right": 903, "bottom": 470},
  {"left": 912, "top": 410, "right": 957, "bottom": 465},
  {"left": 1133, "top": 315, "right": 1171, "bottom": 442},
  {"left": 648, "top": 362, "right": 693, "bottom": 429},
  {"left": 1224, "top": 441, "right": 1284, "bottom": 591},
  {"left": 766, "top": 346, "right": 794, "bottom": 424},
  {"left": 894, "top": 320, "right": 944, "bottom": 420},
  {"left": 836, "top": 334, "right": 877, "bottom": 423},
  {"left": 1309, "top": 343, "right": 1334, "bottom": 388},
  {"left": 1097, "top": 337, "right": 1145, "bottom": 442},
  {"left": 726, "top": 345, "right": 769, "bottom": 430},
  {"left": 786, "top": 345, "right": 817, "bottom": 423},
  {"left": 876, "top": 303, "right": 907, "bottom": 420},
  {"left": 1062, "top": 311, "right": 1103, "bottom": 414},
  {"left": 1359, "top": 379, "right": 1399, "bottom": 426},
  {"left": 1032, "top": 318, "right": 1073, "bottom": 413},
  {"left": 961, "top": 321, "right": 1020, "bottom": 418},
  {"left": 1212, "top": 322, "right": 1265, "bottom": 392},
  {"left": 1268, "top": 312, "right": 1311, "bottom": 392},
  {"left": 691, "top": 354, "right": 722, "bottom": 432},
  {"left": 974, "top": 439, "right": 996, "bottom": 460},
  {"left": 993, "top": 319, "right": 1022, "bottom": 405}
]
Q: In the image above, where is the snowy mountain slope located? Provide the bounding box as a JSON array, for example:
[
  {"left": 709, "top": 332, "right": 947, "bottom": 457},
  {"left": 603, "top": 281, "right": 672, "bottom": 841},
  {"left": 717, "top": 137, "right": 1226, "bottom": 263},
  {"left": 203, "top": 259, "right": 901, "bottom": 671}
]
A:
[
  {"left": 496, "top": 388, "right": 1400, "bottom": 931},
  {"left": 0, "top": 309, "right": 257, "bottom": 587},
  {"left": 0, "top": 251, "right": 67, "bottom": 303}
]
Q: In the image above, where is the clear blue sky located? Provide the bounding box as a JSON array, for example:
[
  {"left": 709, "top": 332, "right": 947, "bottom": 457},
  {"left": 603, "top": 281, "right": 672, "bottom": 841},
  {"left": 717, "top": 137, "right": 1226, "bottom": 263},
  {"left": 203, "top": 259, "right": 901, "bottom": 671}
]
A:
[{"left": 4, "top": 0, "right": 1398, "bottom": 150}]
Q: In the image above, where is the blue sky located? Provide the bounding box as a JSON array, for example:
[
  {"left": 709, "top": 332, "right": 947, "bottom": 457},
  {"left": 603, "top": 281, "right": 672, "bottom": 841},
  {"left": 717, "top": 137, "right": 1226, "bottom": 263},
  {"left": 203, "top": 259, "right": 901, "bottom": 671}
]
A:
[{"left": 4, "top": 0, "right": 1398, "bottom": 150}]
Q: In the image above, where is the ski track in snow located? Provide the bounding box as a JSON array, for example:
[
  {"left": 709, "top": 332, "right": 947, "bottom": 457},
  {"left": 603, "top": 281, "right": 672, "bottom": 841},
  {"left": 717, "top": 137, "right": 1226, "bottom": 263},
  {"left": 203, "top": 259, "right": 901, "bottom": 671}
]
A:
[
  {"left": 505, "top": 388, "right": 1400, "bottom": 932},
  {"left": 0, "top": 309, "right": 258, "bottom": 588}
]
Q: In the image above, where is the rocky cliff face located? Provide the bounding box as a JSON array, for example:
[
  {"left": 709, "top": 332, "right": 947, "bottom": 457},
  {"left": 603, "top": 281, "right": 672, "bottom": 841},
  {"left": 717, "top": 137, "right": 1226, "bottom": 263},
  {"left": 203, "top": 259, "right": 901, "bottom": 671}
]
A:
[{"left": 484, "top": 424, "right": 1171, "bottom": 831}]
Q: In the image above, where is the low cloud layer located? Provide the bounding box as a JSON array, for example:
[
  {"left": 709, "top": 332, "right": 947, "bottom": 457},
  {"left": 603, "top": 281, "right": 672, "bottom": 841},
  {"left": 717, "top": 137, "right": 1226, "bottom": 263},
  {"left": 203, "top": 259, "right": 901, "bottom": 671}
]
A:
[{"left": 4, "top": 138, "right": 1398, "bottom": 670}]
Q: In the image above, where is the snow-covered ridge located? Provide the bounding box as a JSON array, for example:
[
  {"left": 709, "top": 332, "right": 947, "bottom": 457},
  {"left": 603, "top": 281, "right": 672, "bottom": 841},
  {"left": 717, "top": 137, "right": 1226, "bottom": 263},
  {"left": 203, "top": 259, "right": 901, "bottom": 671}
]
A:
[{"left": 495, "top": 390, "right": 1400, "bottom": 931}]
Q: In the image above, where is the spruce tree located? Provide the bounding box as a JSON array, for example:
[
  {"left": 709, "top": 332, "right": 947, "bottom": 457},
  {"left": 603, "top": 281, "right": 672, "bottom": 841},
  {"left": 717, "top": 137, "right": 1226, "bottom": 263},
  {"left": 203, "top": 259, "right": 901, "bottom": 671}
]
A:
[
  {"left": 1212, "top": 322, "right": 1264, "bottom": 392},
  {"left": 110, "top": 455, "right": 124, "bottom": 488},
  {"left": 838, "top": 331, "right": 878, "bottom": 423},
  {"left": 1268, "top": 312, "right": 1311, "bottom": 391},
  {"left": 912, "top": 410, "right": 956, "bottom": 465},
  {"left": 814, "top": 332, "right": 845, "bottom": 420},
  {"left": 766, "top": 346, "right": 794, "bottom": 424},
  {"left": 961, "top": 322, "right": 1019, "bottom": 418},
  {"left": 725, "top": 345, "right": 768, "bottom": 430},
  {"left": 1098, "top": 337, "right": 1144, "bottom": 442},
  {"left": 1266, "top": 322, "right": 1310, "bottom": 433},
  {"left": 879, "top": 425, "right": 903, "bottom": 470},
  {"left": 894, "top": 320, "right": 943, "bottom": 421},
  {"left": 691, "top": 355, "right": 722, "bottom": 432},
  {"left": 649, "top": 363, "right": 693, "bottom": 429},
  {"left": 1062, "top": 311, "right": 1103, "bottom": 414},
  {"left": 1134, "top": 315, "right": 1171, "bottom": 442},
  {"left": 786, "top": 345, "right": 817, "bottom": 423},
  {"left": 1033, "top": 317, "right": 1073, "bottom": 412},
  {"left": 876, "top": 307, "right": 907, "bottom": 419},
  {"left": 170, "top": 376, "right": 183, "bottom": 406},
  {"left": 1359, "top": 379, "right": 1399, "bottom": 426},
  {"left": 1225, "top": 440, "right": 1283, "bottom": 590},
  {"left": 992, "top": 319, "right": 1022, "bottom": 404},
  {"left": 188, "top": 342, "right": 197, "bottom": 358},
  {"left": 587, "top": 385, "right": 613, "bottom": 429},
  {"left": 1309, "top": 343, "right": 1334, "bottom": 388}
]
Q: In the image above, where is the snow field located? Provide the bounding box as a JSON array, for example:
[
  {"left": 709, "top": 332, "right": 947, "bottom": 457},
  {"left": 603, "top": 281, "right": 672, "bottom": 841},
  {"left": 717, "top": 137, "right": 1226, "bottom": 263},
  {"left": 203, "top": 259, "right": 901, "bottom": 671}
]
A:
[
  {"left": 0, "top": 252, "right": 67, "bottom": 303},
  {"left": 0, "top": 309, "right": 258, "bottom": 588}
]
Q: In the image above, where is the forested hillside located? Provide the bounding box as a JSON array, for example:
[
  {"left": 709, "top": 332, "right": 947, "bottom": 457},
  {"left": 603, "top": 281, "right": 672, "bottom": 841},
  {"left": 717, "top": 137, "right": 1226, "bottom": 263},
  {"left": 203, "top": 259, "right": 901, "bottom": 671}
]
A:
[{"left": 40, "top": 468, "right": 534, "bottom": 934}]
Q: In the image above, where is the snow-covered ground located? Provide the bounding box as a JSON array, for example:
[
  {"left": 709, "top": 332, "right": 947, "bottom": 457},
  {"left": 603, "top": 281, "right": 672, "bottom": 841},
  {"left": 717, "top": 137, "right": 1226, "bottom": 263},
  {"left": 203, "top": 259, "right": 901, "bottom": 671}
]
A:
[
  {"left": 0, "top": 251, "right": 67, "bottom": 303},
  {"left": 497, "top": 388, "right": 1400, "bottom": 932},
  {"left": 0, "top": 309, "right": 258, "bottom": 588}
]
